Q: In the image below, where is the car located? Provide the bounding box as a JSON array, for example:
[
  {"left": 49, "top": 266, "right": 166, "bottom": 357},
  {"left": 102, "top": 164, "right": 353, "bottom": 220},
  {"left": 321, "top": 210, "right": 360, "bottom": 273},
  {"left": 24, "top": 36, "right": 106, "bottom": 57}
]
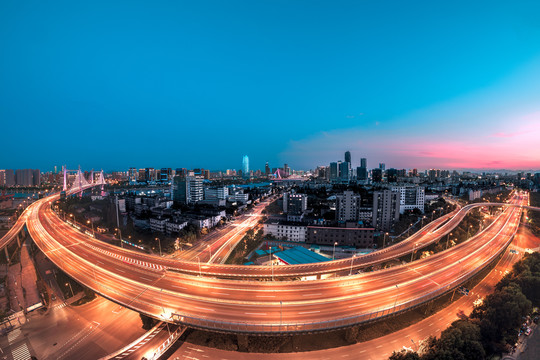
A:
[
  {"left": 534, "top": 316, "right": 539, "bottom": 324},
  {"left": 51, "top": 294, "right": 56, "bottom": 301},
  {"left": 525, "top": 328, "right": 532, "bottom": 336}
]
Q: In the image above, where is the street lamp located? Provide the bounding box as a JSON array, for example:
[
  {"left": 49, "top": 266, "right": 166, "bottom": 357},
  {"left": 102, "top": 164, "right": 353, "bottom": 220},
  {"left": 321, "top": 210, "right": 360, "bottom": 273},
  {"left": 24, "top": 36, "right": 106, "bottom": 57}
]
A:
[
  {"left": 410, "top": 243, "right": 418, "bottom": 262},
  {"left": 87, "top": 219, "right": 94, "bottom": 236},
  {"left": 408, "top": 223, "right": 413, "bottom": 237},
  {"left": 421, "top": 216, "right": 426, "bottom": 228},
  {"left": 332, "top": 242, "right": 338, "bottom": 260},
  {"left": 393, "top": 284, "right": 399, "bottom": 313},
  {"left": 383, "top": 232, "right": 389, "bottom": 249},
  {"left": 349, "top": 254, "right": 356, "bottom": 276},
  {"left": 155, "top": 237, "right": 162, "bottom": 256},
  {"left": 65, "top": 282, "right": 74, "bottom": 297},
  {"left": 446, "top": 233, "right": 452, "bottom": 249}
]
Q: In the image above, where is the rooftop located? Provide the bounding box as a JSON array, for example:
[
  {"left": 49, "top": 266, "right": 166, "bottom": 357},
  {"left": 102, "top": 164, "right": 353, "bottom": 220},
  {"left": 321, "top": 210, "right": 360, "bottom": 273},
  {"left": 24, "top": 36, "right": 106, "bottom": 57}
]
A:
[{"left": 274, "top": 246, "right": 330, "bottom": 265}]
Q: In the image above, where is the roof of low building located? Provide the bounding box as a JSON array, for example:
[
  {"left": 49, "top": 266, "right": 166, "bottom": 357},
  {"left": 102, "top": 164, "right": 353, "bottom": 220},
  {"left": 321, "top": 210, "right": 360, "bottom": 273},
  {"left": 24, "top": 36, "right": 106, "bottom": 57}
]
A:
[{"left": 274, "top": 246, "right": 329, "bottom": 265}]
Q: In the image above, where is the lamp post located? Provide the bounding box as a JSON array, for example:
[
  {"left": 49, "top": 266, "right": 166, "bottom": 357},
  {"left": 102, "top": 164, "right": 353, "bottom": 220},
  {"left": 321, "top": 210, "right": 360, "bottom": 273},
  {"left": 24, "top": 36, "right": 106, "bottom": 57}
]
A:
[
  {"left": 87, "top": 219, "right": 94, "bottom": 236},
  {"left": 421, "top": 216, "right": 426, "bottom": 228},
  {"left": 383, "top": 232, "right": 389, "bottom": 249},
  {"left": 446, "top": 233, "right": 452, "bottom": 250},
  {"left": 410, "top": 243, "right": 418, "bottom": 262},
  {"left": 155, "top": 237, "right": 162, "bottom": 257},
  {"left": 349, "top": 255, "right": 356, "bottom": 276},
  {"left": 65, "top": 282, "right": 74, "bottom": 298},
  {"left": 408, "top": 223, "right": 413, "bottom": 237},
  {"left": 467, "top": 225, "right": 473, "bottom": 238},
  {"left": 393, "top": 284, "right": 399, "bottom": 313},
  {"left": 332, "top": 242, "right": 338, "bottom": 260}
]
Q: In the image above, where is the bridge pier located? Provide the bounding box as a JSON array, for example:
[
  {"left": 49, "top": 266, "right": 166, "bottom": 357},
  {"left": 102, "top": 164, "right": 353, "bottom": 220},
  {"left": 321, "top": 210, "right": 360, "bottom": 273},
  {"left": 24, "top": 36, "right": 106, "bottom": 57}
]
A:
[
  {"left": 16, "top": 233, "right": 20, "bottom": 247},
  {"left": 4, "top": 247, "right": 9, "bottom": 264}
]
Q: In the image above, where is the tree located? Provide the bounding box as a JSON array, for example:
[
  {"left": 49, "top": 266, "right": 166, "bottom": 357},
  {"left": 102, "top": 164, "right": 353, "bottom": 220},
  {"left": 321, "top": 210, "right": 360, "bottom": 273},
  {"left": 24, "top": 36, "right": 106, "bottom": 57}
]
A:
[
  {"left": 389, "top": 350, "right": 420, "bottom": 360},
  {"left": 423, "top": 320, "right": 485, "bottom": 360},
  {"left": 471, "top": 282, "right": 531, "bottom": 349}
]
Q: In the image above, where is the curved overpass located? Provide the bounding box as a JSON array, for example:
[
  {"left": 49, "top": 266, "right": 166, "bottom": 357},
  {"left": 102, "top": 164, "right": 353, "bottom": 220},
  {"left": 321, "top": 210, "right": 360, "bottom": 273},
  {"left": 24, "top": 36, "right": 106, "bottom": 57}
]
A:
[
  {"left": 31, "top": 195, "right": 524, "bottom": 279},
  {"left": 24, "top": 191, "right": 529, "bottom": 334}
]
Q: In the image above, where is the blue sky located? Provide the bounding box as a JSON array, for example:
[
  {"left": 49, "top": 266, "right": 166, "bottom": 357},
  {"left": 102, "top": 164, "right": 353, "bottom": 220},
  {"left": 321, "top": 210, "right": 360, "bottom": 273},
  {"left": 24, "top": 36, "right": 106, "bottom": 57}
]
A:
[{"left": 1, "top": 1, "right": 540, "bottom": 172}]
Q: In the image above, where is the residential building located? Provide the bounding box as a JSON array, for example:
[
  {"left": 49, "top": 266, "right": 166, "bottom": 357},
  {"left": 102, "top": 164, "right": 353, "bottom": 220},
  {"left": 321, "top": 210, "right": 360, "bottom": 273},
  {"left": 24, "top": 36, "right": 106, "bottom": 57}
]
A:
[
  {"left": 372, "top": 190, "right": 400, "bottom": 231},
  {"left": 5, "top": 170, "right": 14, "bottom": 187},
  {"left": 335, "top": 191, "right": 361, "bottom": 222},
  {"left": 283, "top": 192, "right": 307, "bottom": 214},
  {"left": 392, "top": 186, "right": 425, "bottom": 213},
  {"left": 263, "top": 221, "right": 308, "bottom": 242}
]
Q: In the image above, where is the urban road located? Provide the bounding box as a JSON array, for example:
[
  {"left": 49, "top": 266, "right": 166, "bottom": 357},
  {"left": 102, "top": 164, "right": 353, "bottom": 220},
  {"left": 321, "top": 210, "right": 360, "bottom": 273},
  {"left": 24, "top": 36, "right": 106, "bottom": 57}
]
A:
[{"left": 23, "top": 188, "right": 530, "bottom": 334}]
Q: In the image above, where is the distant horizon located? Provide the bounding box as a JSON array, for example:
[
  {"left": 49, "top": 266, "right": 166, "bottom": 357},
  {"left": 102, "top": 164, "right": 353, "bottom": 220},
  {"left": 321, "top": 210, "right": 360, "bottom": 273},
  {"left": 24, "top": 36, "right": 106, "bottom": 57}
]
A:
[{"left": 2, "top": 165, "right": 539, "bottom": 175}]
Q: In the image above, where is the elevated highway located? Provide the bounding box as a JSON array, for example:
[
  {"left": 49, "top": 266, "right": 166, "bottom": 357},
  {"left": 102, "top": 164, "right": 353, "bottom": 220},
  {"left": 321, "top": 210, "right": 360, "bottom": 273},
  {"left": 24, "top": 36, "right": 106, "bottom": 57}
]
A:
[{"left": 24, "top": 190, "right": 530, "bottom": 334}]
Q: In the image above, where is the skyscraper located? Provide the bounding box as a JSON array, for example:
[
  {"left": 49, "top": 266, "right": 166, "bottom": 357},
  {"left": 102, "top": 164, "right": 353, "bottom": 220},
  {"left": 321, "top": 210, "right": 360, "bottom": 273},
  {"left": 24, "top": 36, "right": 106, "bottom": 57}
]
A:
[
  {"left": 344, "top": 151, "right": 351, "bottom": 163},
  {"left": 360, "top": 158, "right": 367, "bottom": 169},
  {"left": 265, "top": 162, "right": 270, "bottom": 175},
  {"left": 379, "top": 163, "right": 386, "bottom": 171},
  {"left": 242, "top": 155, "right": 249, "bottom": 178}
]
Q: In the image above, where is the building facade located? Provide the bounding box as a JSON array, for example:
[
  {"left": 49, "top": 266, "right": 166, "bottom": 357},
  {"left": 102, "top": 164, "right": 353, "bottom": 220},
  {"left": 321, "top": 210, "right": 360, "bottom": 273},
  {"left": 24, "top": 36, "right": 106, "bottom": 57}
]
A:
[{"left": 372, "top": 190, "right": 400, "bottom": 231}]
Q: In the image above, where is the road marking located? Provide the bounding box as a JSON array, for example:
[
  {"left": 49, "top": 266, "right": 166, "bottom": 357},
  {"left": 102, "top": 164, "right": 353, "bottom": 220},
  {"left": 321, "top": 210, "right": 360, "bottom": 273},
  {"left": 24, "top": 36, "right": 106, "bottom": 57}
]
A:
[
  {"left": 194, "top": 307, "right": 215, "bottom": 312},
  {"left": 245, "top": 312, "right": 267, "bottom": 315},
  {"left": 298, "top": 310, "right": 320, "bottom": 314}
]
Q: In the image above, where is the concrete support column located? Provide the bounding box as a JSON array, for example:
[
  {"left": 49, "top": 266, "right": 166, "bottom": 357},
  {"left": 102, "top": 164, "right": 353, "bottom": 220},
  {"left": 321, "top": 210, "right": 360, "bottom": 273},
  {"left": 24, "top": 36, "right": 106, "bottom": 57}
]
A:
[{"left": 4, "top": 247, "right": 9, "bottom": 264}]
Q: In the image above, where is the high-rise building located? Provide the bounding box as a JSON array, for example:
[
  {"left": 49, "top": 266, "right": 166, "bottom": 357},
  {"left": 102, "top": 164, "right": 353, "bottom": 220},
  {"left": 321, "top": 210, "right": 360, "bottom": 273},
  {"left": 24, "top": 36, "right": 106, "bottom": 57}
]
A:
[
  {"left": 339, "top": 161, "right": 350, "bottom": 181},
  {"left": 15, "top": 169, "right": 34, "bottom": 186},
  {"left": 392, "top": 186, "right": 425, "bottom": 214},
  {"left": 357, "top": 166, "right": 368, "bottom": 180},
  {"left": 335, "top": 191, "right": 361, "bottom": 222},
  {"left": 33, "top": 169, "right": 41, "bottom": 186},
  {"left": 379, "top": 163, "right": 386, "bottom": 171},
  {"left": 387, "top": 168, "right": 398, "bottom": 183},
  {"left": 128, "top": 168, "right": 138, "bottom": 182},
  {"left": 0, "top": 170, "right": 4, "bottom": 186},
  {"left": 5, "top": 170, "right": 14, "bottom": 187},
  {"left": 242, "top": 155, "right": 249, "bottom": 178},
  {"left": 284, "top": 164, "right": 290, "bottom": 176},
  {"left": 172, "top": 176, "right": 203, "bottom": 205},
  {"left": 360, "top": 158, "right": 367, "bottom": 169},
  {"left": 372, "top": 168, "right": 383, "bottom": 183},
  {"left": 329, "top": 162, "right": 340, "bottom": 180},
  {"left": 372, "top": 190, "right": 400, "bottom": 231},
  {"left": 265, "top": 162, "right": 270, "bottom": 175},
  {"left": 160, "top": 168, "right": 172, "bottom": 182},
  {"left": 345, "top": 151, "right": 351, "bottom": 163},
  {"left": 283, "top": 192, "right": 307, "bottom": 214}
]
